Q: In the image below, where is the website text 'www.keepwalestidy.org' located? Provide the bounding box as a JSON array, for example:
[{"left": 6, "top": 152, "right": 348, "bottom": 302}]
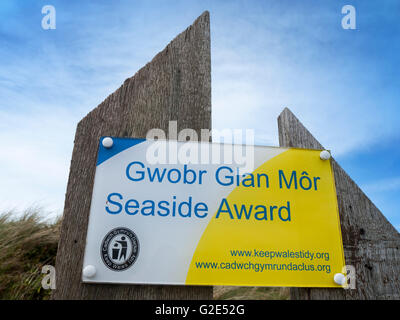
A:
[{"left": 194, "top": 249, "right": 332, "bottom": 274}]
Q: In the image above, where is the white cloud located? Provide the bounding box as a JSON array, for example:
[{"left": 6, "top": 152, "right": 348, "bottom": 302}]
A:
[
  {"left": 210, "top": 9, "right": 399, "bottom": 156},
  {"left": 0, "top": 109, "right": 77, "bottom": 216},
  {"left": 362, "top": 177, "right": 400, "bottom": 194}
]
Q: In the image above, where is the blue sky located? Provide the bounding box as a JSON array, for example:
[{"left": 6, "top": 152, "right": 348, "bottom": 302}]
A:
[{"left": 0, "top": 0, "right": 399, "bottom": 229}]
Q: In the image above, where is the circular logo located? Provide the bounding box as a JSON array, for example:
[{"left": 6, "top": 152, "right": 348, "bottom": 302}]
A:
[{"left": 100, "top": 227, "right": 139, "bottom": 271}]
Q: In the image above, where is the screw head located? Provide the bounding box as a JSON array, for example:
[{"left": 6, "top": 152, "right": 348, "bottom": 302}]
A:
[
  {"left": 320, "top": 150, "right": 331, "bottom": 160},
  {"left": 83, "top": 265, "right": 96, "bottom": 278},
  {"left": 102, "top": 137, "right": 114, "bottom": 149},
  {"left": 334, "top": 273, "right": 346, "bottom": 285}
]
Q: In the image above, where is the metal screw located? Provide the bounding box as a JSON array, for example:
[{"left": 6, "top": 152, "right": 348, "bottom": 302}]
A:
[
  {"left": 320, "top": 150, "right": 331, "bottom": 160},
  {"left": 334, "top": 273, "right": 345, "bottom": 285},
  {"left": 83, "top": 265, "right": 96, "bottom": 278},
  {"left": 102, "top": 137, "right": 114, "bottom": 149}
]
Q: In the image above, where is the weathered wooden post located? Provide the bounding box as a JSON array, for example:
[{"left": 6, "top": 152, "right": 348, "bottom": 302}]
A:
[
  {"left": 278, "top": 107, "right": 400, "bottom": 299},
  {"left": 52, "top": 12, "right": 213, "bottom": 300}
]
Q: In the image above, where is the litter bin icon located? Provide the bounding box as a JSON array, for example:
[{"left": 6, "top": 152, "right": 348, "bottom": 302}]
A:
[{"left": 112, "top": 243, "right": 120, "bottom": 260}]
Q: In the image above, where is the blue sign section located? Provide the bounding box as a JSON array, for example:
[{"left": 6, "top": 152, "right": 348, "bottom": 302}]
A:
[{"left": 97, "top": 137, "right": 145, "bottom": 166}]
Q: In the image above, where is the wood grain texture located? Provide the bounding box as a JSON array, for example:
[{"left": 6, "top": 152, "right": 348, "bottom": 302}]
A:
[
  {"left": 278, "top": 107, "right": 400, "bottom": 300},
  {"left": 52, "top": 12, "right": 212, "bottom": 300}
]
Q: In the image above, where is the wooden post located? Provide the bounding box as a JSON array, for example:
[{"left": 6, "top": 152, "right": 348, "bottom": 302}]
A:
[
  {"left": 52, "top": 12, "right": 213, "bottom": 300},
  {"left": 278, "top": 107, "right": 400, "bottom": 299}
]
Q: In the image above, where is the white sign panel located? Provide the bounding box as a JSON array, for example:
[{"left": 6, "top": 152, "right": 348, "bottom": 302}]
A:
[{"left": 82, "top": 137, "right": 345, "bottom": 288}]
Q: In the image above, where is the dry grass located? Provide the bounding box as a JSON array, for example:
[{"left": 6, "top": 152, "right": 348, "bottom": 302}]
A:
[{"left": 0, "top": 209, "right": 60, "bottom": 300}]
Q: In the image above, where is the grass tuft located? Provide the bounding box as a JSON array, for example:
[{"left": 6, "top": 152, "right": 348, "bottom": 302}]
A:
[{"left": 0, "top": 208, "right": 60, "bottom": 300}]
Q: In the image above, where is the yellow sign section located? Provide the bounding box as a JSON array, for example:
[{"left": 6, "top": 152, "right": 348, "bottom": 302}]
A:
[{"left": 186, "top": 148, "right": 345, "bottom": 287}]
